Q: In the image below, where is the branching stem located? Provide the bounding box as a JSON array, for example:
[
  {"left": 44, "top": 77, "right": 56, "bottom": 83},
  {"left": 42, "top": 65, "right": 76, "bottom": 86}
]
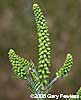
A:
[
  {"left": 33, "top": 68, "right": 39, "bottom": 77},
  {"left": 45, "top": 77, "right": 59, "bottom": 90}
]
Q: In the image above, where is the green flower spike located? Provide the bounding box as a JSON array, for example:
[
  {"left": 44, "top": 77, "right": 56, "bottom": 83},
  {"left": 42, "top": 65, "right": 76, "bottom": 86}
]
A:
[
  {"left": 8, "top": 49, "right": 35, "bottom": 80},
  {"left": 33, "top": 3, "right": 51, "bottom": 89},
  {"left": 8, "top": 3, "right": 80, "bottom": 100},
  {"left": 56, "top": 53, "right": 73, "bottom": 78},
  {"left": 8, "top": 49, "right": 41, "bottom": 93}
]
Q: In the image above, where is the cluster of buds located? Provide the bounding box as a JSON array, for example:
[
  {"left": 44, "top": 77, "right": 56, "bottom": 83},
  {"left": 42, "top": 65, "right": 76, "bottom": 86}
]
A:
[{"left": 8, "top": 4, "right": 80, "bottom": 98}]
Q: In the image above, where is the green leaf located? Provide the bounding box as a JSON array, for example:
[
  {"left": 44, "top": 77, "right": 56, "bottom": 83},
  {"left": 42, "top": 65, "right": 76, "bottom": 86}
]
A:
[{"left": 27, "top": 76, "right": 41, "bottom": 93}]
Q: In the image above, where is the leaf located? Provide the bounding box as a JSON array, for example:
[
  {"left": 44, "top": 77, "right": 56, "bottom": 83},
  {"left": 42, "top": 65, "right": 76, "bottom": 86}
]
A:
[{"left": 27, "top": 75, "right": 41, "bottom": 93}]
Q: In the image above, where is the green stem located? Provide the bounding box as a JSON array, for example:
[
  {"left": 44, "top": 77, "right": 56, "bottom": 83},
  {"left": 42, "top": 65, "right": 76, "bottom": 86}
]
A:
[{"left": 45, "top": 77, "right": 59, "bottom": 91}]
